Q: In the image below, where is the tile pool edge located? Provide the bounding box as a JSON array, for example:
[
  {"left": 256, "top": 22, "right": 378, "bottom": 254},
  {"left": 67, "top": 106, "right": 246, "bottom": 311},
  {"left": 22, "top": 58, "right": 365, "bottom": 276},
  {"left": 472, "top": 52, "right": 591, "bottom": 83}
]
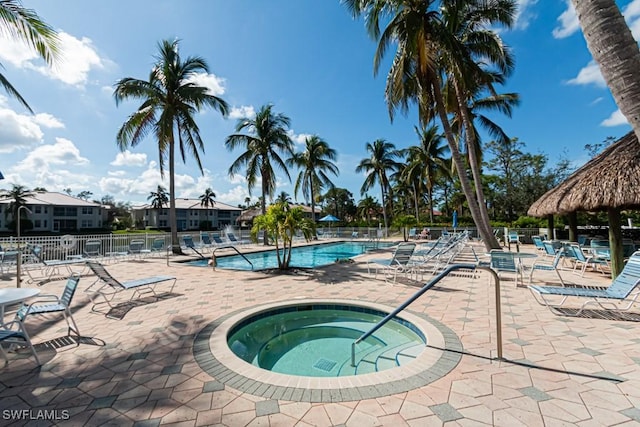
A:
[{"left": 193, "top": 298, "right": 463, "bottom": 402}]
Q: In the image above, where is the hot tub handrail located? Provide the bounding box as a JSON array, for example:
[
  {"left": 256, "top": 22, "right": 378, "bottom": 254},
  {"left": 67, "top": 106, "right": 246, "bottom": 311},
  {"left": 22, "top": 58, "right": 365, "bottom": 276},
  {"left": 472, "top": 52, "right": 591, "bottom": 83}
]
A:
[
  {"left": 213, "top": 246, "right": 254, "bottom": 270},
  {"left": 351, "top": 264, "right": 502, "bottom": 367}
]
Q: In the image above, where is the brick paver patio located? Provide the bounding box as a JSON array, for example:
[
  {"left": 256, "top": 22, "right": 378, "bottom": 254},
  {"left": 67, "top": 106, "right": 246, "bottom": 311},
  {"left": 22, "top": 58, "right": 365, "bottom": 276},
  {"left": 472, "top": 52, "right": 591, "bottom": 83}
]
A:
[{"left": 1, "top": 241, "right": 638, "bottom": 426}]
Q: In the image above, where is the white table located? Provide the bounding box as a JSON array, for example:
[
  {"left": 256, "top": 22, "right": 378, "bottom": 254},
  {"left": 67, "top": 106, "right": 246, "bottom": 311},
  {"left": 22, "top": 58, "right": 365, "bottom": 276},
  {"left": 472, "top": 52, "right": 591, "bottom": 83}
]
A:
[{"left": 0, "top": 288, "right": 40, "bottom": 324}]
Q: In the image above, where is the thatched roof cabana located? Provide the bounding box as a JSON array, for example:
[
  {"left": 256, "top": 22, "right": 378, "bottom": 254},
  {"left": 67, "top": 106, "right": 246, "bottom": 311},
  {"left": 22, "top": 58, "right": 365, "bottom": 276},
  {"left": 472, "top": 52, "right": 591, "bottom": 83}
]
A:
[
  {"left": 528, "top": 131, "right": 640, "bottom": 216},
  {"left": 527, "top": 131, "right": 640, "bottom": 277}
]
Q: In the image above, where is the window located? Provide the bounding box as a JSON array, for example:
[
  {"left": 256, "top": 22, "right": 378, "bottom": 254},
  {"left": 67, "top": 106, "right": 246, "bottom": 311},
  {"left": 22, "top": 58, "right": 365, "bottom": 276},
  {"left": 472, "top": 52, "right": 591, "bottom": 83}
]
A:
[
  {"left": 44, "top": 220, "right": 47, "bottom": 228},
  {"left": 34, "top": 220, "right": 41, "bottom": 228},
  {"left": 81, "top": 207, "right": 93, "bottom": 215},
  {"left": 81, "top": 220, "right": 93, "bottom": 228},
  {"left": 44, "top": 207, "right": 48, "bottom": 214},
  {"left": 159, "top": 220, "right": 167, "bottom": 227},
  {"left": 218, "top": 211, "right": 231, "bottom": 218},
  {"left": 34, "top": 206, "right": 41, "bottom": 214}
]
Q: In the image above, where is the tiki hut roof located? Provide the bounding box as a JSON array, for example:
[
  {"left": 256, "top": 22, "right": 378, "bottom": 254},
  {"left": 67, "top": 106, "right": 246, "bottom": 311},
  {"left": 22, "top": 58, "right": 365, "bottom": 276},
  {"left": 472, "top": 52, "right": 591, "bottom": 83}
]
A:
[
  {"left": 528, "top": 131, "right": 640, "bottom": 217},
  {"left": 236, "top": 207, "right": 262, "bottom": 223}
]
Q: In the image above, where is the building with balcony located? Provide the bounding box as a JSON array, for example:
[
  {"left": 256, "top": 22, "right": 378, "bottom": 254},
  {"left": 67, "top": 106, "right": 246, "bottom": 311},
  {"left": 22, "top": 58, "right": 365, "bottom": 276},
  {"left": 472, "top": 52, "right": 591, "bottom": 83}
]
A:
[
  {"left": 131, "top": 198, "right": 241, "bottom": 231},
  {"left": 0, "top": 191, "right": 103, "bottom": 233}
]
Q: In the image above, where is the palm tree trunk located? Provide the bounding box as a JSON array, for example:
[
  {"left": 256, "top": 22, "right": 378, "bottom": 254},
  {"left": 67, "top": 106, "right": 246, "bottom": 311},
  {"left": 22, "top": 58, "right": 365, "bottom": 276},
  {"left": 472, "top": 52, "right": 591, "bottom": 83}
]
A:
[
  {"left": 169, "top": 141, "right": 181, "bottom": 254},
  {"left": 379, "top": 182, "right": 388, "bottom": 234},
  {"left": 413, "top": 183, "right": 420, "bottom": 223},
  {"left": 432, "top": 81, "right": 499, "bottom": 249},
  {"left": 261, "top": 172, "right": 269, "bottom": 245},
  {"left": 453, "top": 82, "right": 498, "bottom": 245},
  {"left": 571, "top": 0, "right": 640, "bottom": 141}
]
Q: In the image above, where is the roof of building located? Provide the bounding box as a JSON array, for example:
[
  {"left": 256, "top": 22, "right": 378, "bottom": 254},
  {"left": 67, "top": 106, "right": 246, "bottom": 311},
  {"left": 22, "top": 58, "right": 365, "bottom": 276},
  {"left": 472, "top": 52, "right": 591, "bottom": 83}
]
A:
[
  {"left": 132, "top": 198, "right": 241, "bottom": 211},
  {"left": 0, "top": 191, "right": 101, "bottom": 207}
]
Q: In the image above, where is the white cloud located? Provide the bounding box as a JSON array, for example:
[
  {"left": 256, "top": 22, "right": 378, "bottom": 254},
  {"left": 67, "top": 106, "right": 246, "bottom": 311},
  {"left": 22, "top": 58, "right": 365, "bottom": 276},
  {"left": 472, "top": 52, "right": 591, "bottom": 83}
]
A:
[
  {"left": 229, "top": 105, "right": 256, "bottom": 119},
  {"left": 589, "top": 97, "right": 604, "bottom": 106},
  {"left": 227, "top": 174, "right": 247, "bottom": 185},
  {"left": 552, "top": 0, "right": 579, "bottom": 39},
  {"left": 185, "top": 72, "right": 226, "bottom": 96},
  {"left": 217, "top": 185, "right": 251, "bottom": 206},
  {"left": 288, "top": 130, "right": 314, "bottom": 145},
  {"left": 0, "top": 108, "right": 45, "bottom": 153},
  {"left": 6, "top": 138, "right": 93, "bottom": 191},
  {"left": 601, "top": 109, "right": 628, "bottom": 127},
  {"left": 33, "top": 113, "right": 65, "bottom": 129},
  {"left": 0, "top": 31, "right": 104, "bottom": 87},
  {"left": 566, "top": 60, "right": 605, "bottom": 87},
  {"left": 110, "top": 150, "right": 148, "bottom": 167},
  {"left": 107, "top": 170, "right": 127, "bottom": 177},
  {"left": 513, "top": 0, "right": 538, "bottom": 30},
  {"left": 0, "top": 104, "right": 64, "bottom": 153}
]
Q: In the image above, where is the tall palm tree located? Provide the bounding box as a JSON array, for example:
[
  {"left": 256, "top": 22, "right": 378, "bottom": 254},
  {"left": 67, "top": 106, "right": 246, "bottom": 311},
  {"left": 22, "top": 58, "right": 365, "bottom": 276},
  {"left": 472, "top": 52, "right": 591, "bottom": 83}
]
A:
[
  {"left": 0, "top": 1, "right": 59, "bottom": 112},
  {"left": 356, "top": 139, "right": 401, "bottom": 232},
  {"left": 114, "top": 39, "right": 228, "bottom": 253},
  {"left": 148, "top": 185, "right": 168, "bottom": 228},
  {"left": 401, "top": 125, "right": 449, "bottom": 224},
  {"left": 344, "top": 0, "right": 514, "bottom": 249},
  {"left": 570, "top": 0, "right": 640, "bottom": 277},
  {"left": 287, "top": 135, "right": 339, "bottom": 223},
  {"left": 570, "top": 1, "right": 640, "bottom": 142},
  {"left": 225, "top": 104, "right": 294, "bottom": 216},
  {"left": 1, "top": 184, "right": 33, "bottom": 230},
  {"left": 199, "top": 187, "right": 216, "bottom": 230}
]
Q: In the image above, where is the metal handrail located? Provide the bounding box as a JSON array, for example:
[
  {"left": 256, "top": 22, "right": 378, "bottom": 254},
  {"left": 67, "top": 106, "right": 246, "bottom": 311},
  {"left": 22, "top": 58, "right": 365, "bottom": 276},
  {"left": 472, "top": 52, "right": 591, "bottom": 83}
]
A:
[
  {"left": 351, "top": 264, "right": 502, "bottom": 367},
  {"left": 213, "top": 246, "right": 254, "bottom": 270}
]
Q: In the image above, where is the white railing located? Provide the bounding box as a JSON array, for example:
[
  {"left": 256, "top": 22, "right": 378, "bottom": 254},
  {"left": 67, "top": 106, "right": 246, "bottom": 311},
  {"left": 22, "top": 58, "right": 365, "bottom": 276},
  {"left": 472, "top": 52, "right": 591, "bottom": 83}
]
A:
[{"left": 0, "top": 230, "right": 253, "bottom": 262}]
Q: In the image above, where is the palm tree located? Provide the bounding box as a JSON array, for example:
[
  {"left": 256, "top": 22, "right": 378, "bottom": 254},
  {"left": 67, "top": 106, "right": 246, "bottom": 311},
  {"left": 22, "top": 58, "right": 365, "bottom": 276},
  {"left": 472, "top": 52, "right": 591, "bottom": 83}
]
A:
[
  {"left": 148, "top": 185, "right": 169, "bottom": 228},
  {"left": 570, "top": 1, "right": 640, "bottom": 277},
  {"left": 287, "top": 135, "right": 339, "bottom": 223},
  {"left": 344, "top": 0, "right": 514, "bottom": 249},
  {"left": 356, "top": 139, "right": 401, "bottom": 232},
  {"left": 199, "top": 187, "right": 216, "bottom": 230},
  {"left": 0, "top": 1, "right": 59, "bottom": 112},
  {"left": 225, "top": 104, "right": 294, "bottom": 215},
  {"left": 275, "top": 191, "right": 292, "bottom": 204},
  {"left": 401, "top": 125, "right": 449, "bottom": 224},
  {"left": 570, "top": 1, "right": 640, "bottom": 141},
  {"left": 357, "top": 195, "right": 380, "bottom": 225},
  {"left": 1, "top": 184, "right": 33, "bottom": 231},
  {"left": 114, "top": 39, "right": 229, "bottom": 253}
]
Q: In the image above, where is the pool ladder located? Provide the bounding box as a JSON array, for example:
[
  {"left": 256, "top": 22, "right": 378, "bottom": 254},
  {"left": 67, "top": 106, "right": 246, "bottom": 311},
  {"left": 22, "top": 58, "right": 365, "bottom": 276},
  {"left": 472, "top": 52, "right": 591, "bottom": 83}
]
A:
[
  {"left": 212, "top": 246, "right": 254, "bottom": 269},
  {"left": 350, "top": 264, "right": 502, "bottom": 367}
]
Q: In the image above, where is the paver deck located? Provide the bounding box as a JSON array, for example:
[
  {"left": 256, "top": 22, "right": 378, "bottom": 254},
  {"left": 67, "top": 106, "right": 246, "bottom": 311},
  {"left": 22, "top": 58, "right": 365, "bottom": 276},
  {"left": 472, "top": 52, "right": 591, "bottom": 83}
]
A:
[{"left": 1, "top": 240, "right": 638, "bottom": 426}]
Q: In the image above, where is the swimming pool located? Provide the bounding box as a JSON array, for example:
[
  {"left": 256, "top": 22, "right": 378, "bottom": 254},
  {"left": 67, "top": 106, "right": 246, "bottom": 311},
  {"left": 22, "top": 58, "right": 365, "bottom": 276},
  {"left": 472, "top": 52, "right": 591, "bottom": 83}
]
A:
[
  {"left": 226, "top": 303, "right": 426, "bottom": 377},
  {"left": 188, "top": 241, "right": 393, "bottom": 270}
]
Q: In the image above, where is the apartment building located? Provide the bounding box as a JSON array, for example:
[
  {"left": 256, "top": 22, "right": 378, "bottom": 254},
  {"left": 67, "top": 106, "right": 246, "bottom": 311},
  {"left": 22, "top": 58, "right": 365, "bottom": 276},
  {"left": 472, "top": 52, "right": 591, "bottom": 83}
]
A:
[{"left": 131, "top": 198, "right": 241, "bottom": 231}]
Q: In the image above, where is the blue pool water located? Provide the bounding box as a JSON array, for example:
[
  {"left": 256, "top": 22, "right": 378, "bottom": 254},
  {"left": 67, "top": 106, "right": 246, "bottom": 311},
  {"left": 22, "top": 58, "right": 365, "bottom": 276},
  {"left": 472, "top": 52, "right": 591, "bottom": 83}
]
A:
[
  {"left": 188, "top": 241, "right": 393, "bottom": 270},
  {"left": 227, "top": 304, "right": 426, "bottom": 377}
]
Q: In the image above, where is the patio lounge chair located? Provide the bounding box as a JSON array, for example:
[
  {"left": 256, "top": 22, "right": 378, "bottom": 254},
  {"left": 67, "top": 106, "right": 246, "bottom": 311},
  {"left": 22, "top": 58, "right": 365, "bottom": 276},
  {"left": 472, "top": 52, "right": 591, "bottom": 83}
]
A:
[
  {"left": 567, "top": 243, "right": 608, "bottom": 276},
  {"left": 528, "top": 246, "right": 565, "bottom": 286},
  {"left": 140, "top": 237, "right": 166, "bottom": 258},
  {"left": 0, "top": 251, "right": 18, "bottom": 275},
  {"left": 85, "top": 261, "right": 176, "bottom": 317},
  {"left": 0, "top": 317, "right": 40, "bottom": 367},
  {"left": 529, "top": 251, "right": 640, "bottom": 316},
  {"left": 226, "top": 232, "right": 250, "bottom": 246},
  {"left": 16, "top": 273, "right": 81, "bottom": 338},
  {"left": 490, "top": 250, "right": 523, "bottom": 286},
  {"left": 182, "top": 235, "right": 209, "bottom": 254},
  {"left": 367, "top": 242, "right": 416, "bottom": 283}
]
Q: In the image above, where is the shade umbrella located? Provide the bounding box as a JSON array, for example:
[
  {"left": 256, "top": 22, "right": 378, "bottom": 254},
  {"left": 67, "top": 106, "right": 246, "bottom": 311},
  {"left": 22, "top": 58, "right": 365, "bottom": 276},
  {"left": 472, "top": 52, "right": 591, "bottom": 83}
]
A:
[
  {"left": 527, "top": 131, "right": 640, "bottom": 277},
  {"left": 319, "top": 214, "right": 340, "bottom": 222},
  {"left": 452, "top": 210, "right": 458, "bottom": 231}
]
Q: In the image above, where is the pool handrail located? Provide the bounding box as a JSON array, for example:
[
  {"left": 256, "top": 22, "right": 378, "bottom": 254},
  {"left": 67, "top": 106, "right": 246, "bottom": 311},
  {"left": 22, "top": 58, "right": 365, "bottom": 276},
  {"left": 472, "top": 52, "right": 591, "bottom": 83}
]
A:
[
  {"left": 351, "top": 264, "right": 502, "bottom": 367},
  {"left": 212, "top": 246, "right": 254, "bottom": 270}
]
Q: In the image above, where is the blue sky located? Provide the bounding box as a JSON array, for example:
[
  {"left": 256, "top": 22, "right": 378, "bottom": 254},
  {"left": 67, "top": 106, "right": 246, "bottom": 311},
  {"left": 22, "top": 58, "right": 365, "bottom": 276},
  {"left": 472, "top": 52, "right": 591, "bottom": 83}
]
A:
[{"left": 0, "top": 0, "right": 636, "bottom": 207}]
